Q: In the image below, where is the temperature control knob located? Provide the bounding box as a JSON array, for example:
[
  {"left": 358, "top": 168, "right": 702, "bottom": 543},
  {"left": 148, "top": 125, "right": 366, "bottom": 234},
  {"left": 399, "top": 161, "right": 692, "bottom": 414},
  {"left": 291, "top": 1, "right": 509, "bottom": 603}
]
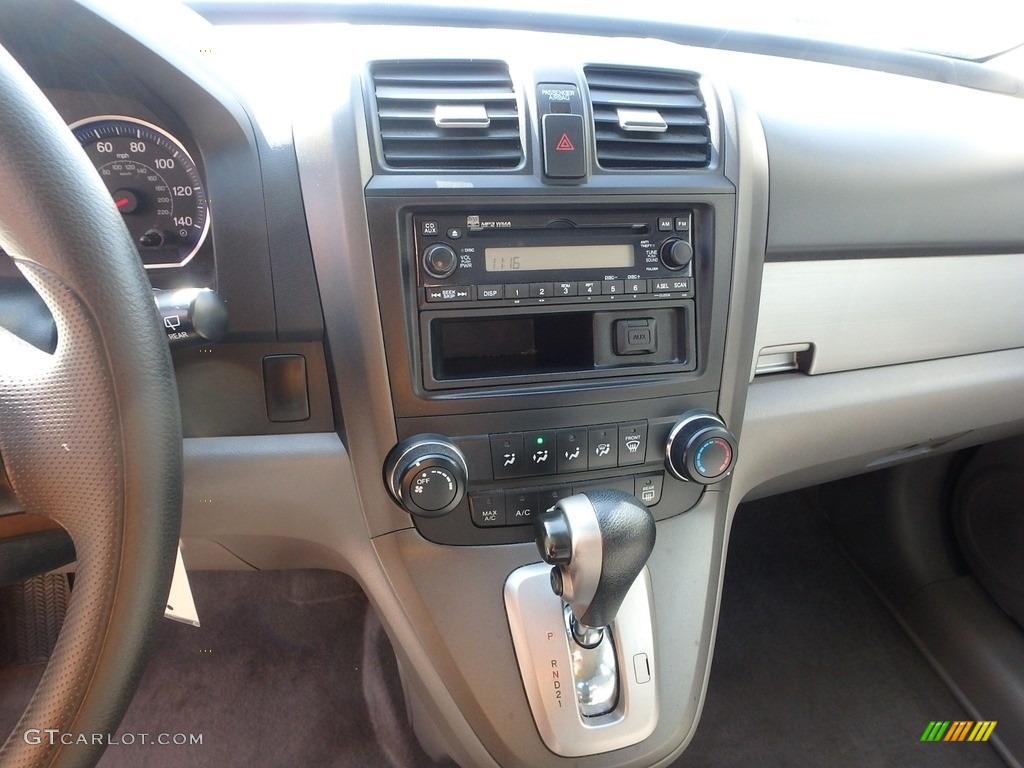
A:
[
  {"left": 384, "top": 434, "right": 469, "bottom": 517},
  {"left": 665, "top": 410, "right": 737, "bottom": 484},
  {"left": 422, "top": 243, "right": 459, "bottom": 279},
  {"left": 660, "top": 237, "right": 694, "bottom": 270}
]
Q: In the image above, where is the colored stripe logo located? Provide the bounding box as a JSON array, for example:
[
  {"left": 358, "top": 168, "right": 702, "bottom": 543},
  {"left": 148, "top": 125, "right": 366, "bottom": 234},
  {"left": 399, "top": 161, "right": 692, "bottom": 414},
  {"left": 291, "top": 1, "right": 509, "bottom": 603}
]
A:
[{"left": 921, "top": 721, "right": 997, "bottom": 742}]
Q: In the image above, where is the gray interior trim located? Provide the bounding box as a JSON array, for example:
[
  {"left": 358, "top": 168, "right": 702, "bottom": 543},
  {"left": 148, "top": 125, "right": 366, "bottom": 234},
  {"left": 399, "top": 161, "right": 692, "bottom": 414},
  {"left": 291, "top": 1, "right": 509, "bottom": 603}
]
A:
[
  {"left": 373, "top": 493, "right": 730, "bottom": 768},
  {"left": 734, "top": 348, "right": 1024, "bottom": 502},
  {"left": 753, "top": 255, "right": 1024, "bottom": 378},
  {"left": 749, "top": 58, "right": 1024, "bottom": 258},
  {"left": 293, "top": 66, "right": 411, "bottom": 538}
]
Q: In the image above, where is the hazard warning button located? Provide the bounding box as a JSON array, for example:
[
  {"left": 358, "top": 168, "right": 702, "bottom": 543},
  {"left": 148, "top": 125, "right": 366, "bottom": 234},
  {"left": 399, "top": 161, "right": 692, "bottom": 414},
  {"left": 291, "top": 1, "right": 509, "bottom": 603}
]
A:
[{"left": 542, "top": 113, "right": 586, "bottom": 179}]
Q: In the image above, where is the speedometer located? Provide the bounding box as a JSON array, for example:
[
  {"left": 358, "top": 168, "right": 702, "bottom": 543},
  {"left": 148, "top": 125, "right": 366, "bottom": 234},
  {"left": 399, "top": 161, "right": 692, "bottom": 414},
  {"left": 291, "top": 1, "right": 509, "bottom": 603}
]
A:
[{"left": 70, "top": 116, "right": 211, "bottom": 268}]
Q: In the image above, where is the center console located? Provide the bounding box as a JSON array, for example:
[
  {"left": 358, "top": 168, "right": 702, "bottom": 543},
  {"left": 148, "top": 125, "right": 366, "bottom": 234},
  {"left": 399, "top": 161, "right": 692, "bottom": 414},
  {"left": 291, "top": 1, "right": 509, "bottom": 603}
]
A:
[
  {"left": 369, "top": 193, "right": 737, "bottom": 549},
  {"left": 294, "top": 40, "right": 768, "bottom": 767}
]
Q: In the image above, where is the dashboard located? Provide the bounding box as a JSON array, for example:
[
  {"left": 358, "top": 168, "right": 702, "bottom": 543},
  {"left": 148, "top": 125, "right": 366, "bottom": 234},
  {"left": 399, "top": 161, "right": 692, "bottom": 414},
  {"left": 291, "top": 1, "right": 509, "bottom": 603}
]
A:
[{"left": 3, "top": 1, "right": 1024, "bottom": 766}]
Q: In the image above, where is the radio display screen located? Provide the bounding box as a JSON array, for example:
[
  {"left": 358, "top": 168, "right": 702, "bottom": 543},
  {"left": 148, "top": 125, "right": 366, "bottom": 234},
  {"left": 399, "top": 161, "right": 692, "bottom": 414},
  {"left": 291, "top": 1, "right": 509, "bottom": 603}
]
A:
[{"left": 484, "top": 244, "right": 633, "bottom": 272}]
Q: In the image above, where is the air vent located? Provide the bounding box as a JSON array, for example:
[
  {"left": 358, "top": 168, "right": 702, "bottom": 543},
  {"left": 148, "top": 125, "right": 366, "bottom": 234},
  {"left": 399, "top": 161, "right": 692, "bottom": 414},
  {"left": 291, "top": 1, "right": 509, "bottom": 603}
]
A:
[
  {"left": 371, "top": 61, "right": 522, "bottom": 170},
  {"left": 585, "top": 66, "right": 711, "bottom": 170}
]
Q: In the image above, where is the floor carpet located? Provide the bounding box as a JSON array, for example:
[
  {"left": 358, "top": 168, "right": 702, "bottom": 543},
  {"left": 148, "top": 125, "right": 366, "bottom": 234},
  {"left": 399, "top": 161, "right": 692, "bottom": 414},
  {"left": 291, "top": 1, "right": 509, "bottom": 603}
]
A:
[
  {"left": 673, "top": 490, "right": 1006, "bottom": 768},
  {"left": 1, "top": 489, "right": 1011, "bottom": 766},
  {"left": 1, "top": 570, "right": 436, "bottom": 767}
]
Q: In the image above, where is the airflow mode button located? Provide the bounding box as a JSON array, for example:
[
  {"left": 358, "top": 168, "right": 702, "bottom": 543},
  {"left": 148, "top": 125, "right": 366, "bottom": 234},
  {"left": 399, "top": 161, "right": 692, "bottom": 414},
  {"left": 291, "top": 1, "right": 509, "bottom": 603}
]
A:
[{"left": 618, "top": 422, "right": 648, "bottom": 466}]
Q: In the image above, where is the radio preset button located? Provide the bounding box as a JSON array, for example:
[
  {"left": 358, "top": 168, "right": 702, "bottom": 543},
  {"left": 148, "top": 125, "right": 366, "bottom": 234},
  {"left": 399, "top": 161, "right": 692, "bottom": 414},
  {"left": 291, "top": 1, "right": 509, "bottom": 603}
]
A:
[
  {"left": 556, "top": 281, "right": 578, "bottom": 297},
  {"left": 530, "top": 282, "right": 554, "bottom": 299},
  {"left": 425, "top": 286, "right": 472, "bottom": 302},
  {"left": 423, "top": 243, "right": 459, "bottom": 279},
  {"left": 478, "top": 285, "right": 503, "bottom": 300},
  {"left": 601, "top": 280, "right": 624, "bottom": 296},
  {"left": 504, "top": 284, "right": 529, "bottom": 300},
  {"left": 581, "top": 281, "right": 599, "bottom": 296},
  {"left": 626, "top": 279, "right": 648, "bottom": 294}
]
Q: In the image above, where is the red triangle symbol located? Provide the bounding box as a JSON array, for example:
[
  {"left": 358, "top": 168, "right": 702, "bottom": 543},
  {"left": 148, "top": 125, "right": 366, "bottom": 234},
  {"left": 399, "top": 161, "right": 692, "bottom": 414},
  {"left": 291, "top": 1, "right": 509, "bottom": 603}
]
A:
[{"left": 555, "top": 133, "right": 575, "bottom": 151}]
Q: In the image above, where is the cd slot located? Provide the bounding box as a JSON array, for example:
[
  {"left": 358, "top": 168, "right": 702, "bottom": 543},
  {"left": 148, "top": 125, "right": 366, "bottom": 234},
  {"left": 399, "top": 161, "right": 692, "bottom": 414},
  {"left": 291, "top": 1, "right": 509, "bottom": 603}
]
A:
[{"left": 467, "top": 222, "right": 648, "bottom": 237}]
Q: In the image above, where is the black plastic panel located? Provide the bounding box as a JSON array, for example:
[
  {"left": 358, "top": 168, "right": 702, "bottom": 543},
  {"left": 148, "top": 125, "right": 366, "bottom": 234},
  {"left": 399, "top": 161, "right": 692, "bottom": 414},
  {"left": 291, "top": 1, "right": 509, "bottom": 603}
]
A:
[{"left": 173, "top": 342, "right": 334, "bottom": 437}]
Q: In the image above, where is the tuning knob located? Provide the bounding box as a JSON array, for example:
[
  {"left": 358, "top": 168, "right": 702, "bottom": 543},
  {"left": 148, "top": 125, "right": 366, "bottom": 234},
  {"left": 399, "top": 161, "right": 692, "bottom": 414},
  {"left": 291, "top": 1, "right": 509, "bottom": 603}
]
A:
[
  {"left": 384, "top": 434, "right": 468, "bottom": 517},
  {"left": 665, "top": 410, "right": 737, "bottom": 484},
  {"left": 659, "top": 237, "right": 693, "bottom": 270}
]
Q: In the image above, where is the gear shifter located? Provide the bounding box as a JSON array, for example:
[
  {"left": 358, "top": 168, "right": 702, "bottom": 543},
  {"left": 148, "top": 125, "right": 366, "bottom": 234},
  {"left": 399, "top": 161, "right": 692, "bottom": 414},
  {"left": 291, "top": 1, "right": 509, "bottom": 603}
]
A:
[
  {"left": 521, "top": 489, "right": 657, "bottom": 720},
  {"left": 504, "top": 487, "right": 659, "bottom": 755},
  {"left": 534, "top": 489, "right": 656, "bottom": 643}
]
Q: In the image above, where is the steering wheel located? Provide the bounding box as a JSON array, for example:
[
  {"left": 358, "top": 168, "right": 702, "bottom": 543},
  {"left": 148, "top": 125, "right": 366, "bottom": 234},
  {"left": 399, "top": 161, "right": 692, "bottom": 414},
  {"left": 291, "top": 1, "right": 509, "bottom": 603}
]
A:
[{"left": 0, "top": 42, "right": 182, "bottom": 768}]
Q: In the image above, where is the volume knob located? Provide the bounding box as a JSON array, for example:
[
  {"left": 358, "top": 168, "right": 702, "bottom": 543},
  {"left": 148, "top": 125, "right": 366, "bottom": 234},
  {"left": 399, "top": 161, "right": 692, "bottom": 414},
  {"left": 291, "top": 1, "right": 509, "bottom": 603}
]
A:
[
  {"left": 384, "top": 434, "right": 468, "bottom": 517},
  {"left": 422, "top": 243, "right": 459, "bottom": 279},
  {"left": 665, "top": 410, "right": 737, "bottom": 484},
  {"left": 660, "top": 238, "right": 693, "bottom": 270}
]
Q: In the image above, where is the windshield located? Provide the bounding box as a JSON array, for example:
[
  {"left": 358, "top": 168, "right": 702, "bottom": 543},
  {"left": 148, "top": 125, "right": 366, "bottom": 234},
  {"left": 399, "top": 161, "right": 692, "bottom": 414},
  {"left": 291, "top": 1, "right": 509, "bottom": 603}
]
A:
[{"left": 193, "top": 0, "right": 1024, "bottom": 61}]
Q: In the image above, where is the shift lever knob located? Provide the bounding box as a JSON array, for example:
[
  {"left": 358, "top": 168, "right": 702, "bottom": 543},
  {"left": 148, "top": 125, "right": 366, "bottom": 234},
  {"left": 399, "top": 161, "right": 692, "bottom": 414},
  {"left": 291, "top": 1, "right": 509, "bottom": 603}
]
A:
[{"left": 534, "top": 489, "right": 656, "bottom": 631}]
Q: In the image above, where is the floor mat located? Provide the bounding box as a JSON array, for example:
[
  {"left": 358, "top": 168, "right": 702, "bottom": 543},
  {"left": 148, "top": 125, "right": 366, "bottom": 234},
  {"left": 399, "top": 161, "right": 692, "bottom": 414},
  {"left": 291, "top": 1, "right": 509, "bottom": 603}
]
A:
[
  {"left": 1, "top": 570, "right": 435, "bottom": 767},
  {"left": 673, "top": 490, "right": 1006, "bottom": 768},
  {"left": 102, "top": 570, "right": 436, "bottom": 768},
  {"left": 0, "top": 573, "right": 69, "bottom": 666}
]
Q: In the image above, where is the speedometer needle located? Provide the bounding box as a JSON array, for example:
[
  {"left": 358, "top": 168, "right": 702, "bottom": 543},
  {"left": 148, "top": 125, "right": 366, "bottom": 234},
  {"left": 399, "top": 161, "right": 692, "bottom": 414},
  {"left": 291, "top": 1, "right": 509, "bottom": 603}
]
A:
[{"left": 112, "top": 188, "right": 139, "bottom": 214}]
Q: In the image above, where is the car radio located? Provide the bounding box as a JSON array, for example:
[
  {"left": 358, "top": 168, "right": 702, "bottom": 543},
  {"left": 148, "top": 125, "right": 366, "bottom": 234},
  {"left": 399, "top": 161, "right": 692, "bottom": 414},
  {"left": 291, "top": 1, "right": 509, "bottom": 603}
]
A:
[
  {"left": 408, "top": 207, "right": 708, "bottom": 390},
  {"left": 413, "top": 209, "right": 697, "bottom": 307}
]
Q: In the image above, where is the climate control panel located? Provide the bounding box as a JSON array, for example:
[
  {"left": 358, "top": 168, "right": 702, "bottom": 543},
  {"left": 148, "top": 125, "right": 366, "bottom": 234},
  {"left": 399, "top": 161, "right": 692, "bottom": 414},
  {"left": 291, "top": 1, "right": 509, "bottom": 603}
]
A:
[{"left": 383, "top": 410, "right": 736, "bottom": 545}]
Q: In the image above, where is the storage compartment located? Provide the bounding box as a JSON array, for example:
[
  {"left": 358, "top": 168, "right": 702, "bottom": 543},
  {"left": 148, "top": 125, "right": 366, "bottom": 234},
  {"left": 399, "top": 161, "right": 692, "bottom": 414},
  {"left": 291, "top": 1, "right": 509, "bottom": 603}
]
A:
[
  {"left": 421, "top": 302, "right": 695, "bottom": 390},
  {"left": 432, "top": 313, "right": 594, "bottom": 379}
]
